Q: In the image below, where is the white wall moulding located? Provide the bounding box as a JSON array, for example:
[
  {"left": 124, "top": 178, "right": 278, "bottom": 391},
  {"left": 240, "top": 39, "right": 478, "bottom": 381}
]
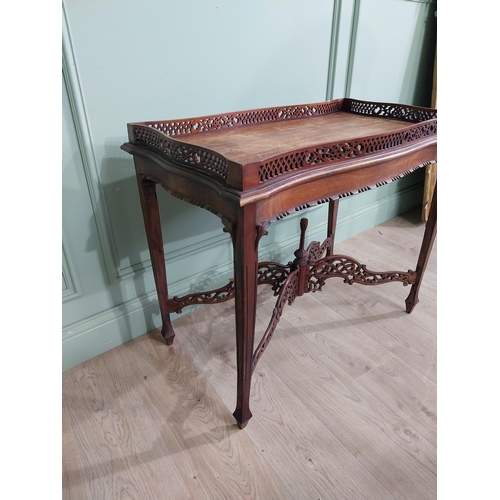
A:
[
  {"left": 326, "top": 0, "right": 360, "bottom": 100},
  {"left": 62, "top": 239, "right": 79, "bottom": 302},
  {"left": 63, "top": 6, "right": 124, "bottom": 285}
]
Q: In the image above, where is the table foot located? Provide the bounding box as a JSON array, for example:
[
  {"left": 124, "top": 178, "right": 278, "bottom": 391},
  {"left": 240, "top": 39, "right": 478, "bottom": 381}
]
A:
[
  {"left": 162, "top": 326, "right": 176, "bottom": 345},
  {"left": 405, "top": 294, "right": 419, "bottom": 314},
  {"left": 233, "top": 408, "right": 253, "bottom": 429}
]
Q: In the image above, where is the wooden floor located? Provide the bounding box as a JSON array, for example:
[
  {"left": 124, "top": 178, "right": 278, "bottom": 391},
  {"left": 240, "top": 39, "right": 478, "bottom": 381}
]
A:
[{"left": 62, "top": 208, "right": 437, "bottom": 500}]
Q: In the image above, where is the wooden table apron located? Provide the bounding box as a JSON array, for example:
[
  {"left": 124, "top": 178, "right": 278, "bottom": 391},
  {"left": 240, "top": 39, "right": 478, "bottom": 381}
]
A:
[{"left": 121, "top": 98, "right": 437, "bottom": 429}]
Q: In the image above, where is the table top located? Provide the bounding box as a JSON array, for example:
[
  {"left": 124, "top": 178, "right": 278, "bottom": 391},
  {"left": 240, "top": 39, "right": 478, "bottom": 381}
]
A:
[
  {"left": 173, "top": 112, "right": 410, "bottom": 165},
  {"left": 124, "top": 98, "right": 437, "bottom": 192}
]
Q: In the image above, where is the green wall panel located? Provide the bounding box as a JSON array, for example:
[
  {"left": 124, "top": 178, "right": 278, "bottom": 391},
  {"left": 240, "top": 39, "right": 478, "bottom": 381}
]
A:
[{"left": 347, "top": 0, "right": 437, "bottom": 105}]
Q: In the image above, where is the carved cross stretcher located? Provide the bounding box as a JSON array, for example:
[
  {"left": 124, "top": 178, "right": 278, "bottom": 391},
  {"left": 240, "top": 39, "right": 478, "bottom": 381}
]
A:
[{"left": 121, "top": 98, "right": 437, "bottom": 428}]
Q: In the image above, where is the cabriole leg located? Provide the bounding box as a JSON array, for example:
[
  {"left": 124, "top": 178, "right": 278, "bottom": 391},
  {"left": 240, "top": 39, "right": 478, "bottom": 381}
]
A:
[
  {"left": 136, "top": 176, "right": 176, "bottom": 344},
  {"left": 232, "top": 208, "right": 259, "bottom": 429},
  {"left": 405, "top": 184, "right": 437, "bottom": 313}
]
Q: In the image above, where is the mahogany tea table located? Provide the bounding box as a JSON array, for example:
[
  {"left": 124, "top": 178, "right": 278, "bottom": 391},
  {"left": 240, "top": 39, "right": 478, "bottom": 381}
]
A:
[{"left": 121, "top": 98, "right": 437, "bottom": 429}]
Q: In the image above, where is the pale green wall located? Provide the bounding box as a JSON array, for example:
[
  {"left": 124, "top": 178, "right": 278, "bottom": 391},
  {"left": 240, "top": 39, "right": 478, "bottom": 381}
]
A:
[{"left": 62, "top": 0, "right": 436, "bottom": 371}]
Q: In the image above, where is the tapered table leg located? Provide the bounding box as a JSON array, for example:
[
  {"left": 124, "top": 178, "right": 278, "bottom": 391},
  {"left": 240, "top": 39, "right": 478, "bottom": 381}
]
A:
[
  {"left": 327, "top": 199, "right": 340, "bottom": 256},
  {"left": 136, "top": 176, "right": 176, "bottom": 344},
  {"left": 406, "top": 184, "right": 437, "bottom": 313},
  {"left": 231, "top": 207, "right": 259, "bottom": 428}
]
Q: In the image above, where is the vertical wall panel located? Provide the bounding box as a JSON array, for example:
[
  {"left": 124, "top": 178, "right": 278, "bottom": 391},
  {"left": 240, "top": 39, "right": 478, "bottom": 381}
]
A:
[{"left": 348, "top": 0, "right": 437, "bottom": 105}]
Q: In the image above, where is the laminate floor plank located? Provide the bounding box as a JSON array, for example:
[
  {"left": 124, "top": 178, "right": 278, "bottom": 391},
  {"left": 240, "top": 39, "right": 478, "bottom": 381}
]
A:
[
  {"left": 356, "top": 279, "right": 436, "bottom": 337},
  {"left": 281, "top": 292, "right": 394, "bottom": 379},
  {"left": 255, "top": 297, "right": 437, "bottom": 500},
  {"left": 359, "top": 212, "right": 437, "bottom": 275},
  {"left": 62, "top": 356, "right": 192, "bottom": 500},
  {"left": 118, "top": 333, "right": 293, "bottom": 500},
  {"left": 312, "top": 283, "right": 437, "bottom": 384},
  {"left": 175, "top": 298, "right": 396, "bottom": 500},
  {"left": 62, "top": 405, "right": 92, "bottom": 500},
  {"left": 357, "top": 356, "right": 437, "bottom": 445}
]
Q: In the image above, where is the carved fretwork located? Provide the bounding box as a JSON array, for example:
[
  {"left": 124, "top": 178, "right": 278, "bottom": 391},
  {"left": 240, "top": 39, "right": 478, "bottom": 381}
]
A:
[
  {"left": 258, "top": 123, "right": 436, "bottom": 183},
  {"left": 252, "top": 269, "right": 299, "bottom": 371},
  {"left": 308, "top": 254, "right": 416, "bottom": 292},
  {"left": 165, "top": 262, "right": 292, "bottom": 314},
  {"left": 166, "top": 217, "right": 418, "bottom": 371},
  {"left": 134, "top": 126, "right": 230, "bottom": 180},
  {"left": 257, "top": 261, "right": 292, "bottom": 294},
  {"left": 166, "top": 281, "right": 236, "bottom": 314},
  {"left": 138, "top": 100, "right": 343, "bottom": 137},
  {"left": 306, "top": 237, "right": 332, "bottom": 263},
  {"left": 221, "top": 217, "right": 235, "bottom": 243},
  {"left": 256, "top": 221, "right": 272, "bottom": 249},
  {"left": 344, "top": 98, "right": 437, "bottom": 122}
]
